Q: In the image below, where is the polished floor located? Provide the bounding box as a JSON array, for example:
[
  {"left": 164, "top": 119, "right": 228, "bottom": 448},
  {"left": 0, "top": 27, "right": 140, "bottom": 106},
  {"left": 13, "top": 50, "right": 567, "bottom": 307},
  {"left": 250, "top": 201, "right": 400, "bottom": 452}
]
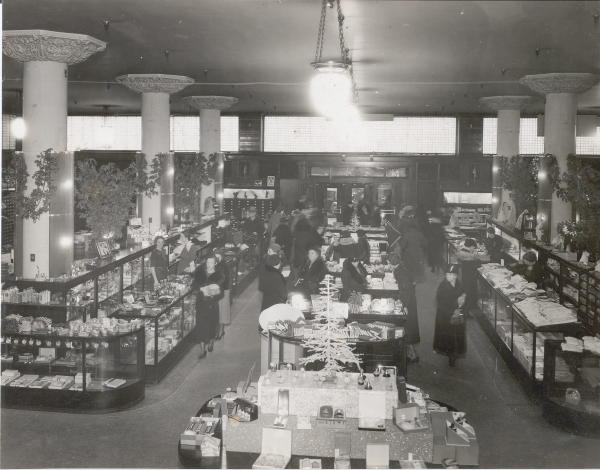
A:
[{"left": 1, "top": 270, "right": 599, "bottom": 468}]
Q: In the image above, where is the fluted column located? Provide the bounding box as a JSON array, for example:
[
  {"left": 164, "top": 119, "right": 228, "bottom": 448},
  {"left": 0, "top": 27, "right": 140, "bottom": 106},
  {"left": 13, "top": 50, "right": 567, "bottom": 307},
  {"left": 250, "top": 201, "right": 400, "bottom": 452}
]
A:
[
  {"left": 182, "top": 96, "right": 238, "bottom": 216},
  {"left": 480, "top": 96, "right": 532, "bottom": 220},
  {"left": 3, "top": 30, "right": 105, "bottom": 278},
  {"left": 521, "top": 73, "right": 599, "bottom": 240},
  {"left": 117, "top": 74, "right": 193, "bottom": 231}
]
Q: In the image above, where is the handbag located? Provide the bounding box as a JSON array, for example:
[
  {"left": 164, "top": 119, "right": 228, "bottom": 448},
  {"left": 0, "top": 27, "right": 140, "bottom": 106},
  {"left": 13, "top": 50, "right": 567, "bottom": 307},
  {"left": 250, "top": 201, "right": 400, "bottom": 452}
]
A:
[{"left": 450, "top": 308, "right": 465, "bottom": 326}]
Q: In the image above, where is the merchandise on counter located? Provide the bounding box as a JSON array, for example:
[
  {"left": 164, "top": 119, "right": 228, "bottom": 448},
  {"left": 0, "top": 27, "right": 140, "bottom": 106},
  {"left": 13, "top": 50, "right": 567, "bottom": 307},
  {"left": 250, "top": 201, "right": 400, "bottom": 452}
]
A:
[
  {"left": 103, "top": 378, "right": 127, "bottom": 389},
  {"left": 513, "top": 297, "right": 578, "bottom": 327},
  {"left": 252, "top": 427, "right": 292, "bottom": 470},
  {"left": 2, "top": 287, "right": 52, "bottom": 304},
  {"left": 366, "top": 444, "right": 390, "bottom": 469},
  {"left": 562, "top": 337, "right": 584, "bottom": 353},
  {"left": 478, "top": 264, "right": 539, "bottom": 298},
  {"left": 48, "top": 375, "right": 75, "bottom": 390},
  {"left": 9, "top": 374, "right": 39, "bottom": 388},
  {"left": 1, "top": 369, "right": 21, "bottom": 386},
  {"left": 583, "top": 336, "right": 600, "bottom": 355},
  {"left": 299, "top": 458, "right": 322, "bottom": 469}
]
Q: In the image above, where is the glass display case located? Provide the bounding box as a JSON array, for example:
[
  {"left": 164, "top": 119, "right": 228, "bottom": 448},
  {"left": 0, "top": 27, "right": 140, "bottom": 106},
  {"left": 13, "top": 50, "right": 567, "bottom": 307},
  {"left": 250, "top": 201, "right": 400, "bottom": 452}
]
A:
[
  {"left": 1, "top": 324, "right": 145, "bottom": 410},
  {"left": 542, "top": 338, "right": 600, "bottom": 437},
  {"left": 2, "top": 215, "right": 230, "bottom": 318},
  {"left": 578, "top": 271, "right": 600, "bottom": 335},
  {"left": 476, "top": 275, "right": 579, "bottom": 388},
  {"left": 111, "top": 287, "right": 196, "bottom": 383}
]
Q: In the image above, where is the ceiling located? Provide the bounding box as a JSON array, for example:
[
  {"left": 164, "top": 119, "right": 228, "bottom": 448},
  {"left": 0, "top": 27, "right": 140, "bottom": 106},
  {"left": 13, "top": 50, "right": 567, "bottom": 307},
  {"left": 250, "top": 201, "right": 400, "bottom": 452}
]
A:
[{"left": 3, "top": 0, "right": 600, "bottom": 115}]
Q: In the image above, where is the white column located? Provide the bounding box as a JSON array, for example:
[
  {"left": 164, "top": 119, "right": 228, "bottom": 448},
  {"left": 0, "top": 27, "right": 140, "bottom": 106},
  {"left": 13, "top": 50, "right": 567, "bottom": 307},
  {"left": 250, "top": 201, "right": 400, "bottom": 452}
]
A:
[
  {"left": 182, "top": 96, "right": 238, "bottom": 215},
  {"left": 3, "top": 30, "right": 105, "bottom": 278},
  {"left": 521, "top": 73, "right": 599, "bottom": 239},
  {"left": 480, "top": 96, "right": 532, "bottom": 220},
  {"left": 117, "top": 74, "right": 193, "bottom": 232}
]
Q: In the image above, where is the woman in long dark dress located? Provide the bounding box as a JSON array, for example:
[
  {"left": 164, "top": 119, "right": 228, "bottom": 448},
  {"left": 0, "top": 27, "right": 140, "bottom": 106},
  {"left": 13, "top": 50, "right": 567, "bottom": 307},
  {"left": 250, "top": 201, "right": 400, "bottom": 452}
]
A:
[
  {"left": 259, "top": 254, "right": 288, "bottom": 310},
  {"left": 149, "top": 236, "right": 169, "bottom": 288},
  {"left": 433, "top": 264, "right": 467, "bottom": 367},
  {"left": 340, "top": 257, "right": 367, "bottom": 301},
  {"left": 191, "top": 255, "right": 225, "bottom": 358},
  {"left": 390, "top": 253, "right": 420, "bottom": 363}
]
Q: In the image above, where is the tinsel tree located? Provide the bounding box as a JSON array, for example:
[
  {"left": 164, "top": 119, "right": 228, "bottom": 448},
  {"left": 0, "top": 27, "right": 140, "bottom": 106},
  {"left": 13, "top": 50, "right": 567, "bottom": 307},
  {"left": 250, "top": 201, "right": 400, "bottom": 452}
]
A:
[{"left": 300, "top": 275, "right": 361, "bottom": 374}]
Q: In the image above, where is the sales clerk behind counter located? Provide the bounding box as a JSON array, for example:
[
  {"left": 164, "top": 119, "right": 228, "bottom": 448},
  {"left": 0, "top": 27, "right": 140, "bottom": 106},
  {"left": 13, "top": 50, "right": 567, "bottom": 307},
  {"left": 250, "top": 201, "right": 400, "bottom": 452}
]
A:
[{"left": 509, "top": 250, "right": 546, "bottom": 289}]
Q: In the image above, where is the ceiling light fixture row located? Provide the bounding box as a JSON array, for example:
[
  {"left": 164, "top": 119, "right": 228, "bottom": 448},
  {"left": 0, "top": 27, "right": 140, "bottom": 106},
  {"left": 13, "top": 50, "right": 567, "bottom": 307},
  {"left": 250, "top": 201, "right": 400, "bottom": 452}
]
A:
[{"left": 310, "top": 0, "right": 359, "bottom": 121}]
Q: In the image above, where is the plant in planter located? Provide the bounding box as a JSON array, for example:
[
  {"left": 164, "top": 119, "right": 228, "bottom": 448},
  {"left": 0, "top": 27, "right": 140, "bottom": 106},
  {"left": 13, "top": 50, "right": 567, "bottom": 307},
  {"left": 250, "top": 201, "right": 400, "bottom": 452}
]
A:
[
  {"left": 499, "top": 153, "right": 559, "bottom": 216},
  {"left": 7, "top": 149, "right": 62, "bottom": 221},
  {"left": 556, "top": 155, "right": 600, "bottom": 258},
  {"left": 75, "top": 159, "right": 138, "bottom": 242}
]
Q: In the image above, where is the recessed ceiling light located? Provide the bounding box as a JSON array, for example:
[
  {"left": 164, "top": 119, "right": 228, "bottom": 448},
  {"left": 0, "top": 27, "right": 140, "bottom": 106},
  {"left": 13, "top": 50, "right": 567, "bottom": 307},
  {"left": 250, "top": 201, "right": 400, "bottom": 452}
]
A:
[{"left": 375, "top": 90, "right": 379, "bottom": 94}]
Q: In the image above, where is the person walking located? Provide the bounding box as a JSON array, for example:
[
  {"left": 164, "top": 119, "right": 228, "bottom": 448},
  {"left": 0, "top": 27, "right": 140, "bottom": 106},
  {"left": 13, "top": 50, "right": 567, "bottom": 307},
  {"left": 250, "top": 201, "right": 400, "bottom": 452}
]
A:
[
  {"left": 433, "top": 264, "right": 467, "bottom": 367},
  {"left": 259, "top": 254, "right": 288, "bottom": 311},
  {"left": 213, "top": 249, "right": 231, "bottom": 340},
  {"left": 191, "top": 255, "right": 225, "bottom": 358},
  {"left": 399, "top": 219, "right": 427, "bottom": 284}
]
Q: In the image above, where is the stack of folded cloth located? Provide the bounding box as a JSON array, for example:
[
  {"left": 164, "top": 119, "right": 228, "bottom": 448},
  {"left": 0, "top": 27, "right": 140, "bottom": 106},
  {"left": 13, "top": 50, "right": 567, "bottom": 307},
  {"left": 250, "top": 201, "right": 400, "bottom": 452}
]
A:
[
  {"left": 561, "top": 337, "right": 584, "bottom": 353},
  {"left": 582, "top": 336, "right": 600, "bottom": 356}
]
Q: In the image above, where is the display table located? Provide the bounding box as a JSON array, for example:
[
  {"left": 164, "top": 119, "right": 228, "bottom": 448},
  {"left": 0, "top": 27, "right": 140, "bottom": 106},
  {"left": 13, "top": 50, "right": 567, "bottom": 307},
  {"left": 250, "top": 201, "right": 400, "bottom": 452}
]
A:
[{"left": 261, "top": 329, "right": 406, "bottom": 378}]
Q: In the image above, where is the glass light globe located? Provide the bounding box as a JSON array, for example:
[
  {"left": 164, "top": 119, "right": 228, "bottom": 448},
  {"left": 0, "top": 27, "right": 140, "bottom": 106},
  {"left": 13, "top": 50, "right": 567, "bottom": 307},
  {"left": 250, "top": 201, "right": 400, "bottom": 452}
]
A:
[
  {"left": 310, "top": 63, "right": 352, "bottom": 118},
  {"left": 10, "top": 117, "right": 26, "bottom": 140}
]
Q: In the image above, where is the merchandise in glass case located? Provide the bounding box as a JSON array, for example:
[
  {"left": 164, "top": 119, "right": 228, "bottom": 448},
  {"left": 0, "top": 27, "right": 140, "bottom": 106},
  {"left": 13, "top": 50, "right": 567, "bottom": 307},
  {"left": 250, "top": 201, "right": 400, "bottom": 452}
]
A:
[
  {"left": 543, "top": 337, "right": 600, "bottom": 437},
  {"left": 1, "top": 317, "right": 145, "bottom": 410}
]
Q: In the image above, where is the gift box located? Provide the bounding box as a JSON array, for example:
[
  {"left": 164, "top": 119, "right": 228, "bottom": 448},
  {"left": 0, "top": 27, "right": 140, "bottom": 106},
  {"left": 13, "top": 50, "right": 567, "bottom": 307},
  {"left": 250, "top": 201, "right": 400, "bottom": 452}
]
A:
[
  {"left": 252, "top": 427, "right": 292, "bottom": 469},
  {"left": 366, "top": 444, "right": 390, "bottom": 469},
  {"left": 394, "top": 403, "right": 429, "bottom": 432},
  {"left": 431, "top": 411, "right": 478, "bottom": 466}
]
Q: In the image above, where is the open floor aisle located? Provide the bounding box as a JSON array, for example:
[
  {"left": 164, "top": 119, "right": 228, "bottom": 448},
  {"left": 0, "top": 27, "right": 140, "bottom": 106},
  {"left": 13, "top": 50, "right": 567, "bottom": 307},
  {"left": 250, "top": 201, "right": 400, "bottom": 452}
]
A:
[{"left": 1, "top": 273, "right": 599, "bottom": 469}]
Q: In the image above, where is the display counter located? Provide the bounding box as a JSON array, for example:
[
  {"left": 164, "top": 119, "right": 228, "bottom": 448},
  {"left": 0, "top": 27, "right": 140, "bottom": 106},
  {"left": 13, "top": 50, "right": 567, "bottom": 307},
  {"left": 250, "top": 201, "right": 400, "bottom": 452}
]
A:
[
  {"left": 110, "top": 278, "right": 196, "bottom": 383},
  {"left": 542, "top": 337, "right": 600, "bottom": 437},
  {"left": 476, "top": 264, "right": 583, "bottom": 391},
  {"left": 1, "top": 318, "right": 145, "bottom": 411},
  {"left": 178, "top": 370, "right": 478, "bottom": 468}
]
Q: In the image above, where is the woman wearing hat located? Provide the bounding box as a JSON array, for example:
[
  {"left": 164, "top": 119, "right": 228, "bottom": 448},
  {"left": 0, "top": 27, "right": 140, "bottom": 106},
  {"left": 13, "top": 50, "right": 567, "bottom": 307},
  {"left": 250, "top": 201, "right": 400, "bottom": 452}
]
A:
[
  {"left": 338, "top": 229, "right": 359, "bottom": 260},
  {"left": 259, "top": 254, "right": 288, "bottom": 311},
  {"left": 356, "top": 229, "right": 371, "bottom": 264},
  {"left": 510, "top": 250, "right": 546, "bottom": 288},
  {"left": 297, "top": 246, "right": 327, "bottom": 296},
  {"left": 433, "top": 264, "right": 467, "bottom": 367}
]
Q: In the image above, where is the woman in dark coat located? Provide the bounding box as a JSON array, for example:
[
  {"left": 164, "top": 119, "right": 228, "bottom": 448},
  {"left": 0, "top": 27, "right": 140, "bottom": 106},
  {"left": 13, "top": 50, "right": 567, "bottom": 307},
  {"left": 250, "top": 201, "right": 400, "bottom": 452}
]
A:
[
  {"left": 356, "top": 229, "right": 371, "bottom": 264},
  {"left": 191, "top": 255, "right": 225, "bottom": 358},
  {"left": 214, "top": 249, "right": 231, "bottom": 340},
  {"left": 390, "top": 254, "right": 420, "bottom": 362},
  {"left": 399, "top": 219, "right": 427, "bottom": 284},
  {"left": 297, "top": 246, "right": 327, "bottom": 296},
  {"left": 272, "top": 217, "right": 292, "bottom": 262},
  {"left": 433, "top": 264, "right": 467, "bottom": 367},
  {"left": 292, "top": 218, "right": 323, "bottom": 268},
  {"left": 149, "top": 236, "right": 169, "bottom": 288},
  {"left": 340, "top": 257, "right": 367, "bottom": 301},
  {"left": 259, "top": 254, "right": 288, "bottom": 311}
]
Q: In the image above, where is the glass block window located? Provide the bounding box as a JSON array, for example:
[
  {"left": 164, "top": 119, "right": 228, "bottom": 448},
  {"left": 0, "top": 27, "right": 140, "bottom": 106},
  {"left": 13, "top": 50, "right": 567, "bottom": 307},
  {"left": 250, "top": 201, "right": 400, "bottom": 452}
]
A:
[
  {"left": 519, "top": 118, "right": 544, "bottom": 155},
  {"left": 67, "top": 115, "right": 238, "bottom": 152},
  {"left": 220, "top": 116, "right": 239, "bottom": 152},
  {"left": 576, "top": 127, "right": 600, "bottom": 155},
  {"left": 67, "top": 116, "right": 142, "bottom": 151},
  {"left": 482, "top": 117, "right": 497, "bottom": 155},
  {"left": 484, "top": 117, "right": 599, "bottom": 156},
  {"left": 171, "top": 116, "right": 199, "bottom": 151},
  {"left": 2, "top": 114, "right": 17, "bottom": 150},
  {"left": 264, "top": 116, "right": 456, "bottom": 154}
]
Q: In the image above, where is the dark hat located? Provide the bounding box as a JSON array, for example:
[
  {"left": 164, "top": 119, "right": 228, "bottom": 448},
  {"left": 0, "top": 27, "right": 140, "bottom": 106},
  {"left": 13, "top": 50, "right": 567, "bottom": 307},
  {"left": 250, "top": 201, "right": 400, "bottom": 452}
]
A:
[
  {"left": 523, "top": 251, "right": 538, "bottom": 263},
  {"left": 266, "top": 254, "right": 281, "bottom": 267},
  {"left": 445, "top": 264, "right": 460, "bottom": 274},
  {"left": 464, "top": 238, "right": 477, "bottom": 248},
  {"left": 341, "top": 230, "right": 351, "bottom": 238},
  {"left": 268, "top": 242, "right": 282, "bottom": 254},
  {"left": 486, "top": 226, "right": 496, "bottom": 234}
]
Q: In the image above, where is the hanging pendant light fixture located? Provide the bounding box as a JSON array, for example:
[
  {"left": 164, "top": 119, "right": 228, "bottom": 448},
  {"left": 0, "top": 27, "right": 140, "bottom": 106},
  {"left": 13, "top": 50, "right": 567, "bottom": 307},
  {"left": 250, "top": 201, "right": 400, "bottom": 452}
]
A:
[{"left": 310, "top": 0, "right": 358, "bottom": 120}]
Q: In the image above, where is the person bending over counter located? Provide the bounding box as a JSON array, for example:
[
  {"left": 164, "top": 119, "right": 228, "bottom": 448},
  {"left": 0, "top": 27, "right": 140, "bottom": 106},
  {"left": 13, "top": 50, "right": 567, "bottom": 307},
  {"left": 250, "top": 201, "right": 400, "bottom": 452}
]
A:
[
  {"left": 340, "top": 257, "right": 368, "bottom": 301},
  {"left": 509, "top": 250, "right": 546, "bottom": 289}
]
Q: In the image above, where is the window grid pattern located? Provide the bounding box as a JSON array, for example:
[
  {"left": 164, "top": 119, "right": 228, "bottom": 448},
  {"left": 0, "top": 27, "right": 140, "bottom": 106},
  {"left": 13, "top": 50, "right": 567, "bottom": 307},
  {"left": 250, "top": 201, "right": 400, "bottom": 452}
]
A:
[
  {"left": 264, "top": 116, "right": 456, "bottom": 153},
  {"left": 67, "top": 116, "right": 238, "bottom": 152},
  {"left": 2, "top": 114, "right": 17, "bottom": 150},
  {"left": 484, "top": 117, "right": 599, "bottom": 155}
]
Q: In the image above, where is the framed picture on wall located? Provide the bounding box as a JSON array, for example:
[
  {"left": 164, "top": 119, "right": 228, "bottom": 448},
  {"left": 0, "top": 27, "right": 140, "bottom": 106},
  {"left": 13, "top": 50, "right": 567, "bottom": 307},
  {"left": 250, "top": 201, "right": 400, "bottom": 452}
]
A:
[{"left": 267, "top": 176, "right": 275, "bottom": 187}]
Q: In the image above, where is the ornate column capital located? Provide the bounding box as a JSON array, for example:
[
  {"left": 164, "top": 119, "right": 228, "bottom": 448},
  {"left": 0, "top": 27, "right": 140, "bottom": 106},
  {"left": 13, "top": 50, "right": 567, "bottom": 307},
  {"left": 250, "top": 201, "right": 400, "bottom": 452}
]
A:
[
  {"left": 3, "top": 30, "right": 106, "bottom": 65},
  {"left": 479, "top": 96, "right": 533, "bottom": 111},
  {"left": 116, "top": 74, "right": 194, "bottom": 94},
  {"left": 520, "top": 73, "right": 599, "bottom": 95},
  {"left": 182, "top": 96, "right": 239, "bottom": 111}
]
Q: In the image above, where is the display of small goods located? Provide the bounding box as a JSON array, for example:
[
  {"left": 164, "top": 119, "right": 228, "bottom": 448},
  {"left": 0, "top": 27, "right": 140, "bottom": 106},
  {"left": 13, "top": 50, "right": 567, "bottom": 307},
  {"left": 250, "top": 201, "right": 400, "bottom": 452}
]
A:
[
  {"left": 578, "top": 271, "right": 600, "bottom": 334},
  {"left": 347, "top": 293, "right": 407, "bottom": 317},
  {"left": 478, "top": 264, "right": 541, "bottom": 300},
  {"left": 513, "top": 297, "right": 578, "bottom": 328},
  {"left": 268, "top": 318, "right": 402, "bottom": 342},
  {"left": 1, "top": 315, "right": 142, "bottom": 337},
  {"left": 2, "top": 287, "right": 52, "bottom": 304},
  {"left": 179, "top": 416, "right": 221, "bottom": 454},
  {"left": 367, "top": 273, "right": 398, "bottom": 291},
  {"left": 1, "top": 369, "right": 131, "bottom": 391}
]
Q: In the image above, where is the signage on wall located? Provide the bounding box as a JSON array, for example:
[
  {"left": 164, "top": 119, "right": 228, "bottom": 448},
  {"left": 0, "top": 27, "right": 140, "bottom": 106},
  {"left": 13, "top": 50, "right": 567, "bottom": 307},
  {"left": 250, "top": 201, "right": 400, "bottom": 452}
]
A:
[
  {"left": 310, "top": 166, "right": 408, "bottom": 178},
  {"left": 267, "top": 176, "right": 276, "bottom": 187},
  {"left": 223, "top": 188, "right": 275, "bottom": 200},
  {"left": 253, "top": 180, "right": 263, "bottom": 187}
]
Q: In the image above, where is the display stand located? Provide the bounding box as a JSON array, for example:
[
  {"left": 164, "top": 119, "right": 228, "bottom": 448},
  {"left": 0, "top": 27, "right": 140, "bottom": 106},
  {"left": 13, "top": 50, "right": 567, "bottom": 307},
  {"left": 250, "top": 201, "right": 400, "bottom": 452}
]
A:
[{"left": 1, "top": 326, "right": 145, "bottom": 411}]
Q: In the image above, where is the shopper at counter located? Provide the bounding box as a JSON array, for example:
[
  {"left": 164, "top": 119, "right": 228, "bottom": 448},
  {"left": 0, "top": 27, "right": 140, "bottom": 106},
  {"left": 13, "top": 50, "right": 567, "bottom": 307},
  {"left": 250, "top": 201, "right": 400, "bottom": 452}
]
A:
[
  {"left": 510, "top": 250, "right": 546, "bottom": 289},
  {"left": 191, "top": 255, "right": 225, "bottom": 358},
  {"left": 340, "top": 257, "right": 368, "bottom": 301},
  {"left": 358, "top": 198, "right": 372, "bottom": 226},
  {"left": 291, "top": 217, "right": 323, "bottom": 268},
  {"left": 175, "top": 232, "right": 200, "bottom": 275},
  {"left": 149, "top": 236, "right": 169, "bottom": 287},
  {"left": 399, "top": 219, "right": 427, "bottom": 284},
  {"left": 356, "top": 229, "right": 371, "bottom": 264},
  {"left": 456, "top": 238, "right": 482, "bottom": 315},
  {"left": 341, "top": 201, "right": 355, "bottom": 226},
  {"left": 483, "top": 227, "right": 504, "bottom": 264},
  {"left": 259, "top": 254, "right": 288, "bottom": 311},
  {"left": 296, "top": 246, "right": 327, "bottom": 296},
  {"left": 272, "top": 216, "right": 292, "bottom": 262},
  {"left": 338, "top": 230, "right": 359, "bottom": 259},
  {"left": 324, "top": 236, "right": 342, "bottom": 262},
  {"left": 389, "top": 253, "right": 420, "bottom": 363},
  {"left": 433, "top": 264, "right": 467, "bottom": 367}
]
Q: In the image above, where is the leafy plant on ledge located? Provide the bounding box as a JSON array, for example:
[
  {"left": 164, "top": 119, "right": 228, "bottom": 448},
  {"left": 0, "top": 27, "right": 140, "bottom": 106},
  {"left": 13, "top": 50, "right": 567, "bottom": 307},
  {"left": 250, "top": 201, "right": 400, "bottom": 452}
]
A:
[
  {"left": 499, "top": 153, "right": 559, "bottom": 215},
  {"left": 6, "top": 149, "right": 61, "bottom": 221},
  {"left": 75, "top": 159, "right": 138, "bottom": 240}
]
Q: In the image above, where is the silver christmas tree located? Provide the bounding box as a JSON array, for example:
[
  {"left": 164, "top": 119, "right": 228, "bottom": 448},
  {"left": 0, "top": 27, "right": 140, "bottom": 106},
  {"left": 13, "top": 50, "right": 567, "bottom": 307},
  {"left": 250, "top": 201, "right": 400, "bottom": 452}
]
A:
[{"left": 300, "top": 275, "right": 361, "bottom": 374}]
